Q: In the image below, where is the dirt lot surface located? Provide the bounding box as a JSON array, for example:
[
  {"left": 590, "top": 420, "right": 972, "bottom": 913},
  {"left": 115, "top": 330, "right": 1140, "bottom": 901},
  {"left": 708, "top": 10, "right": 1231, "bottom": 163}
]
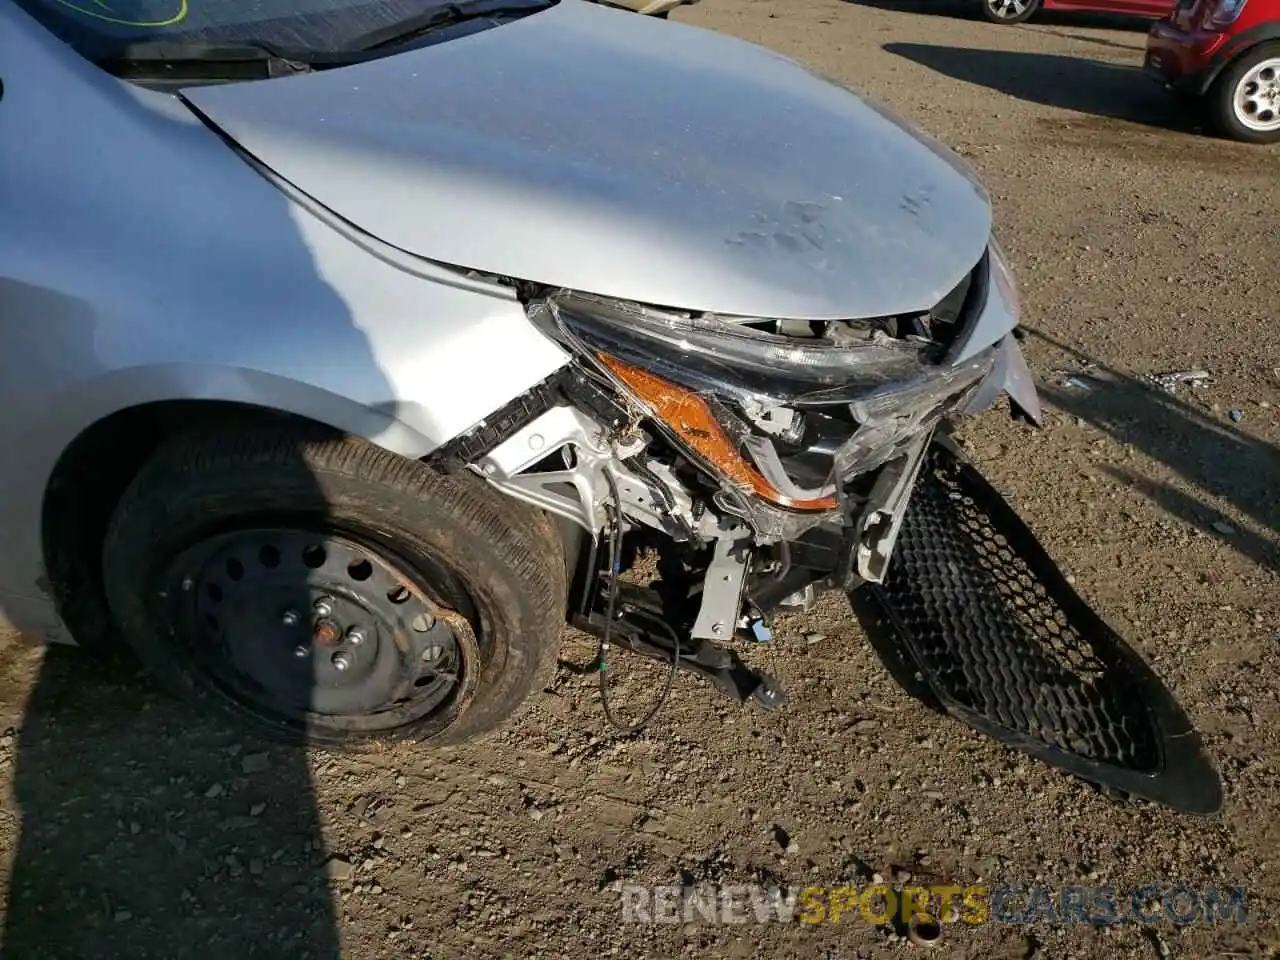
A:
[{"left": 2, "top": 1, "right": 1278, "bottom": 958}]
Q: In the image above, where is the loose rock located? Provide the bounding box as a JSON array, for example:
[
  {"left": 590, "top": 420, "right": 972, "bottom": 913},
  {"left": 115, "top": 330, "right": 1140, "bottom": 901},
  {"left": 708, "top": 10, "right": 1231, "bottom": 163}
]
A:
[
  {"left": 241, "top": 753, "right": 270, "bottom": 775},
  {"left": 326, "top": 857, "right": 356, "bottom": 882}
]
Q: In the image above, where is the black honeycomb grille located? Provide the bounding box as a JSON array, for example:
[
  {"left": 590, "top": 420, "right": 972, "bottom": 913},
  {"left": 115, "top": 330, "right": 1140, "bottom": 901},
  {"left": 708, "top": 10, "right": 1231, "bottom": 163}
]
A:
[
  {"left": 862, "top": 443, "right": 1221, "bottom": 814},
  {"left": 877, "top": 444, "right": 1159, "bottom": 769}
]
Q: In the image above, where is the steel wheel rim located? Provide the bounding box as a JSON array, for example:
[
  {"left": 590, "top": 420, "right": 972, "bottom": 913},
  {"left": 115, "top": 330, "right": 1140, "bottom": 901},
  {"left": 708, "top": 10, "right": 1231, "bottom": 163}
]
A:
[
  {"left": 1233, "top": 58, "right": 1280, "bottom": 132},
  {"left": 165, "top": 527, "right": 481, "bottom": 737},
  {"left": 987, "top": 0, "right": 1029, "bottom": 18}
]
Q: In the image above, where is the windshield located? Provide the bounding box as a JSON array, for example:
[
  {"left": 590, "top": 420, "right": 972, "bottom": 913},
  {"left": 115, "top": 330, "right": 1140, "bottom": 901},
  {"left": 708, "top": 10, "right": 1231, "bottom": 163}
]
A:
[{"left": 16, "top": 0, "right": 522, "bottom": 60}]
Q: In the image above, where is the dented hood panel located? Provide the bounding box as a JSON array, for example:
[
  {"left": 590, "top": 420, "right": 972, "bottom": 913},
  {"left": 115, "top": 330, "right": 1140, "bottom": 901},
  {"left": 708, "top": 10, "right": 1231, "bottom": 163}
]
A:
[{"left": 183, "top": 1, "right": 992, "bottom": 319}]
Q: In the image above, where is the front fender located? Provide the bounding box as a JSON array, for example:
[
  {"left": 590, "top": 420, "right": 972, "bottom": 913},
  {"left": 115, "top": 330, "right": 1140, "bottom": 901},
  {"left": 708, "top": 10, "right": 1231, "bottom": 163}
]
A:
[{"left": 0, "top": 11, "right": 569, "bottom": 620}]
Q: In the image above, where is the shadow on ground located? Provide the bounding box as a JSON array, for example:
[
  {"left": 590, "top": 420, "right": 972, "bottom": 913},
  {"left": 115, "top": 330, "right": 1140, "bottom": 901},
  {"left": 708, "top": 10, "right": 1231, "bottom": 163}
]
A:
[
  {"left": 883, "top": 42, "right": 1198, "bottom": 130},
  {"left": 1, "top": 647, "right": 339, "bottom": 959},
  {"left": 0, "top": 38, "right": 408, "bottom": 957},
  {"left": 1032, "top": 27, "right": 1150, "bottom": 50},
  {"left": 1030, "top": 328, "right": 1280, "bottom": 572}
]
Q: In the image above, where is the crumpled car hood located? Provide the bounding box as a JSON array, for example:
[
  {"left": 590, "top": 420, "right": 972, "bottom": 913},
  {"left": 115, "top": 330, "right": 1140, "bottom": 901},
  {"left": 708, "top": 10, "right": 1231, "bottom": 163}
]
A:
[{"left": 183, "top": 0, "right": 992, "bottom": 320}]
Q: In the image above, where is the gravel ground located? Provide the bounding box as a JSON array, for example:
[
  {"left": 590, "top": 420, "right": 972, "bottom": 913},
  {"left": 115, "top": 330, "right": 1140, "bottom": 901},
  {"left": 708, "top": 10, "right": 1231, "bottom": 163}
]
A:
[{"left": 2, "top": 2, "right": 1278, "bottom": 958}]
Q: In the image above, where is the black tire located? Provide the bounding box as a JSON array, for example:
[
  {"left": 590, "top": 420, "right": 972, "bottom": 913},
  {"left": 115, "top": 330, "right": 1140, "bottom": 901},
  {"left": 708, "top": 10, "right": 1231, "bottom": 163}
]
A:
[
  {"left": 1208, "top": 43, "right": 1280, "bottom": 144},
  {"left": 979, "top": 0, "right": 1041, "bottom": 23},
  {"left": 102, "top": 425, "right": 566, "bottom": 747}
]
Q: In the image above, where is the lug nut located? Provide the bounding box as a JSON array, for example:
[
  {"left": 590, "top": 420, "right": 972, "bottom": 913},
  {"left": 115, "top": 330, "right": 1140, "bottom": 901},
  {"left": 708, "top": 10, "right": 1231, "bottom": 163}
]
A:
[
  {"left": 282, "top": 610, "right": 300, "bottom": 627},
  {"left": 331, "top": 651, "right": 351, "bottom": 672},
  {"left": 422, "top": 644, "right": 444, "bottom": 663},
  {"left": 346, "top": 627, "right": 366, "bottom": 646},
  {"left": 312, "top": 620, "right": 341, "bottom": 647},
  {"left": 293, "top": 644, "right": 309, "bottom": 658},
  {"left": 313, "top": 596, "right": 334, "bottom": 618}
]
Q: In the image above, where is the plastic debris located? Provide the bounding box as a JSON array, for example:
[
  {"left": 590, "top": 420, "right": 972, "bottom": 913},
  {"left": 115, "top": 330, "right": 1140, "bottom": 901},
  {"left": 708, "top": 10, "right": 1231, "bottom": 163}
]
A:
[
  {"left": 1064, "top": 376, "right": 1094, "bottom": 391},
  {"left": 1146, "top": 369, "right": 1210, "bottom": 394},
  {"left": 1229, "top": 409, "right": 1244, "bottom": 423}
]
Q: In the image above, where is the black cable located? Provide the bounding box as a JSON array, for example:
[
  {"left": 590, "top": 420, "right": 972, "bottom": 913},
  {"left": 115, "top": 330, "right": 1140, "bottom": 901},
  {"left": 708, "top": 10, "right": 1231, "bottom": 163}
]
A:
[{"left": 595, "top": 470, "right": 680, "bottom": 736}]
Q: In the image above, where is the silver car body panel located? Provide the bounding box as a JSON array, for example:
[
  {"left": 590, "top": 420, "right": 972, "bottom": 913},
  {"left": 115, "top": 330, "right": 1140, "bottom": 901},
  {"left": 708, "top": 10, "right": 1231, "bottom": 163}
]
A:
[
  {"left": 0, "top": 4, "right": 569, "bottom": 640},
  {"left": 184, "top": 0, "right": 992, "bottom": 321},
  {"left": 0, "top": 0, "right": 1011, "bottom": 646}
]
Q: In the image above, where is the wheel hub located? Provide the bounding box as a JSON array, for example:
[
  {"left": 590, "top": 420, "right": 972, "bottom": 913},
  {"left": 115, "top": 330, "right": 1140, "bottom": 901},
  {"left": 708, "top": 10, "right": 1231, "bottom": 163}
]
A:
[
  {"left": 987, "top": 0, "right": 1029, "bottom": 18},
  {"left": 175, "top": 528, "right": 478, "bottom": 730},
  {"left": 1234, "top": 58, "right": 1280, "bottom": 132}
]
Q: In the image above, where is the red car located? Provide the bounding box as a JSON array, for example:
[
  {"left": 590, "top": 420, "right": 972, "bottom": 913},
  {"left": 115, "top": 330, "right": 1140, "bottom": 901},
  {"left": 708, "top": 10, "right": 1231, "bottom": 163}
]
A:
[
  {"left": 980, "top": 0, "right": 1174, "bottom": 25},
  {"left": 1146, "top": 0, "right": 1280, "bottom": 141}
]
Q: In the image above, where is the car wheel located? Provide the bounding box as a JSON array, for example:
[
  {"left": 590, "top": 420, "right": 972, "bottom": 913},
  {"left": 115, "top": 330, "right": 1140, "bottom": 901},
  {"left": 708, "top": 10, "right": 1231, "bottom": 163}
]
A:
[
  {"left": 980, "top": 0, "right": 1041, "bottom": 24},
  {"left": 1210, "top": 43, "right": 1280, "bottom": 144},
  {"left": 102, "top": 425, "right": 566, "bottom": 747}
]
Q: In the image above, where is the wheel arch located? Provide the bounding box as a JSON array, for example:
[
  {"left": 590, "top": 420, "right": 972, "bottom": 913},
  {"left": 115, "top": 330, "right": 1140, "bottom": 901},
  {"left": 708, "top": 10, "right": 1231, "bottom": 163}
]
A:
[
  {"left": 40, "top": 395, "right": 433, "bottom": 654},
  {"left": 1195, "top": 25, "right": 1280, "bottom": 96}
]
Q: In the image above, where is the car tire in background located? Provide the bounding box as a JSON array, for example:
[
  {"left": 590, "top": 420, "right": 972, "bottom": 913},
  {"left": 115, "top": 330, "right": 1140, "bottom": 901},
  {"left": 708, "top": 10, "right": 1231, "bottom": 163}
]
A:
[
  {"left": 1209, "top": 42, "right": 1280, "bottom": 144},
  {"left": 980, "top": 0, "right": 1042, "bottom": 24},
  {"left": 102, "top": 425, "right": 566, "bottom": 748}
]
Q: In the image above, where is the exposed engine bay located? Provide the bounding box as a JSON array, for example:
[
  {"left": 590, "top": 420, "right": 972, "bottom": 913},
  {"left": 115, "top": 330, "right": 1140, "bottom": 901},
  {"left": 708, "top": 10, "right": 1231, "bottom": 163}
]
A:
[
  {"left": 430, "top": 244, "right": 1220, "bottom": 815},
  {"left": 438, "top": 242, "right": 1033, "bottom": 693}
]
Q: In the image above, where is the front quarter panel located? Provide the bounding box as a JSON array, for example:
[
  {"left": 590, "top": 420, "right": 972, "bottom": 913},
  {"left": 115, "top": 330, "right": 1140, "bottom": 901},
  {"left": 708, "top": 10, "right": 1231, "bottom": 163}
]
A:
[{"left": 0, "top": 5, "right": 568, "bottom": 637}]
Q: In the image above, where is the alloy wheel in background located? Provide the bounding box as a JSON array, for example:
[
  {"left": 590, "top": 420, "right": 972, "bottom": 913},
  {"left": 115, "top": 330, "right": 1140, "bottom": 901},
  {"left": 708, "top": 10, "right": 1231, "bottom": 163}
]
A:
[
  {"left": 980, "top": 0, "right": 1042, "bottom": 24},
  {"left": 1233, "top": 57, "right": 1280, "bottom": 134},
  {"left": 1212, "top": 43, "right": 1280, "bottom": 144}
]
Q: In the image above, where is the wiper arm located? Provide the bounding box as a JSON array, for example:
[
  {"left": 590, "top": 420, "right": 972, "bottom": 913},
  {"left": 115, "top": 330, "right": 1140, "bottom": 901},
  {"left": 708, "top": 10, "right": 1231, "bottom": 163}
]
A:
[
  {"left": 95, "top": 40, "right": 315, "bottom": 77},
  {"left": 342, "top": 0, "right": 555, "bottom": 53},
  {"left": 94, "top": 0, "right": 555, "bottom": 79}
]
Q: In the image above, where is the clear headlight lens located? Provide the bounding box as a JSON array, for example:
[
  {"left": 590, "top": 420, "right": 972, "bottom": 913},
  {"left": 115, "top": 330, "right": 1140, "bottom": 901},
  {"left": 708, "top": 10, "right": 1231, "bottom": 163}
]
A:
[{"left": 540, "top": 292, "right": 931, "bottom": 407}]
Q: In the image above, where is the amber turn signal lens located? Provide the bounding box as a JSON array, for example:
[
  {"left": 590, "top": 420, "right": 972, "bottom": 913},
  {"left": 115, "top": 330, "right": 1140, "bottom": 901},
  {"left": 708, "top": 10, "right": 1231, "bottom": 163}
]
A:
[{"left": 597, "top": 354, "right": 839, "bottom": 512}]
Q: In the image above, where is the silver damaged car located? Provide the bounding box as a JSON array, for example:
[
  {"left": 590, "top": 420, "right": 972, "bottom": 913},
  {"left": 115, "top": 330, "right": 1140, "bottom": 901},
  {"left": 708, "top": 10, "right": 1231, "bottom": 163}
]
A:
[{"left": 0, "top": 0, "right": 1219, "bottom": 813}]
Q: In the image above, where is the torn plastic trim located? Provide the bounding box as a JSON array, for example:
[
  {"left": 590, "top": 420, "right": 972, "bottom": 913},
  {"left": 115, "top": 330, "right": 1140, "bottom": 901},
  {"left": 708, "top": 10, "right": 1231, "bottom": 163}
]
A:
[
  {"left": 962, "top": 333, "right": 1042, "bottom": 424},
  {"left": 947, "top": 239, "right": 1021, "bottom": 364},
  {"left": 854, "top": 429, "right": 933, "bottom": 583}
]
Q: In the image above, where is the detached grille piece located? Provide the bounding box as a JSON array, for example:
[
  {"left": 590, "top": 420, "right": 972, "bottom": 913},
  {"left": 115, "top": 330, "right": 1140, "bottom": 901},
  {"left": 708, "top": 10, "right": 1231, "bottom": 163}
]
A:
[{"left": 860, "top": 441, "right": 1221, "bottom": 815}]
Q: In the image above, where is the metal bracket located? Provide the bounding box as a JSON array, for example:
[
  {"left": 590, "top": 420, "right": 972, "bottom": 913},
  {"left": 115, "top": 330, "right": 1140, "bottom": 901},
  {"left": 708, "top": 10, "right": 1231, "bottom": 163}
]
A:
[
  {"left": 475, "top": 405, "right": 722, "bottom": 539},
  {"left": 691, "top": 520, "right": 752, "bottom": 640},
  {"left": 474, "top": 406, "right": 612, "bottom": 533}
]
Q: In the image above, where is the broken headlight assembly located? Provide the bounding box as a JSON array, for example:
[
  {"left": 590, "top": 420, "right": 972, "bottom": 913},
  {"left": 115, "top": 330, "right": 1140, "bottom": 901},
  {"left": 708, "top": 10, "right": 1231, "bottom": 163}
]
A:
[{"left": 528, "top": 249, "right": 1003, "bottom": 537}]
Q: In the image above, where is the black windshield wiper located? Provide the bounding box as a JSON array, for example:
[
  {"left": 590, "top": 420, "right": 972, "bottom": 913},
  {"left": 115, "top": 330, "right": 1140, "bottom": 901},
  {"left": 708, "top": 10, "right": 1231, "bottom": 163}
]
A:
[
  {"left": 95, "top": 40, "right": 316, "bottom": 78},
  {"left": 341, "top": 0, "right": 555, "bottom": 53}
]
